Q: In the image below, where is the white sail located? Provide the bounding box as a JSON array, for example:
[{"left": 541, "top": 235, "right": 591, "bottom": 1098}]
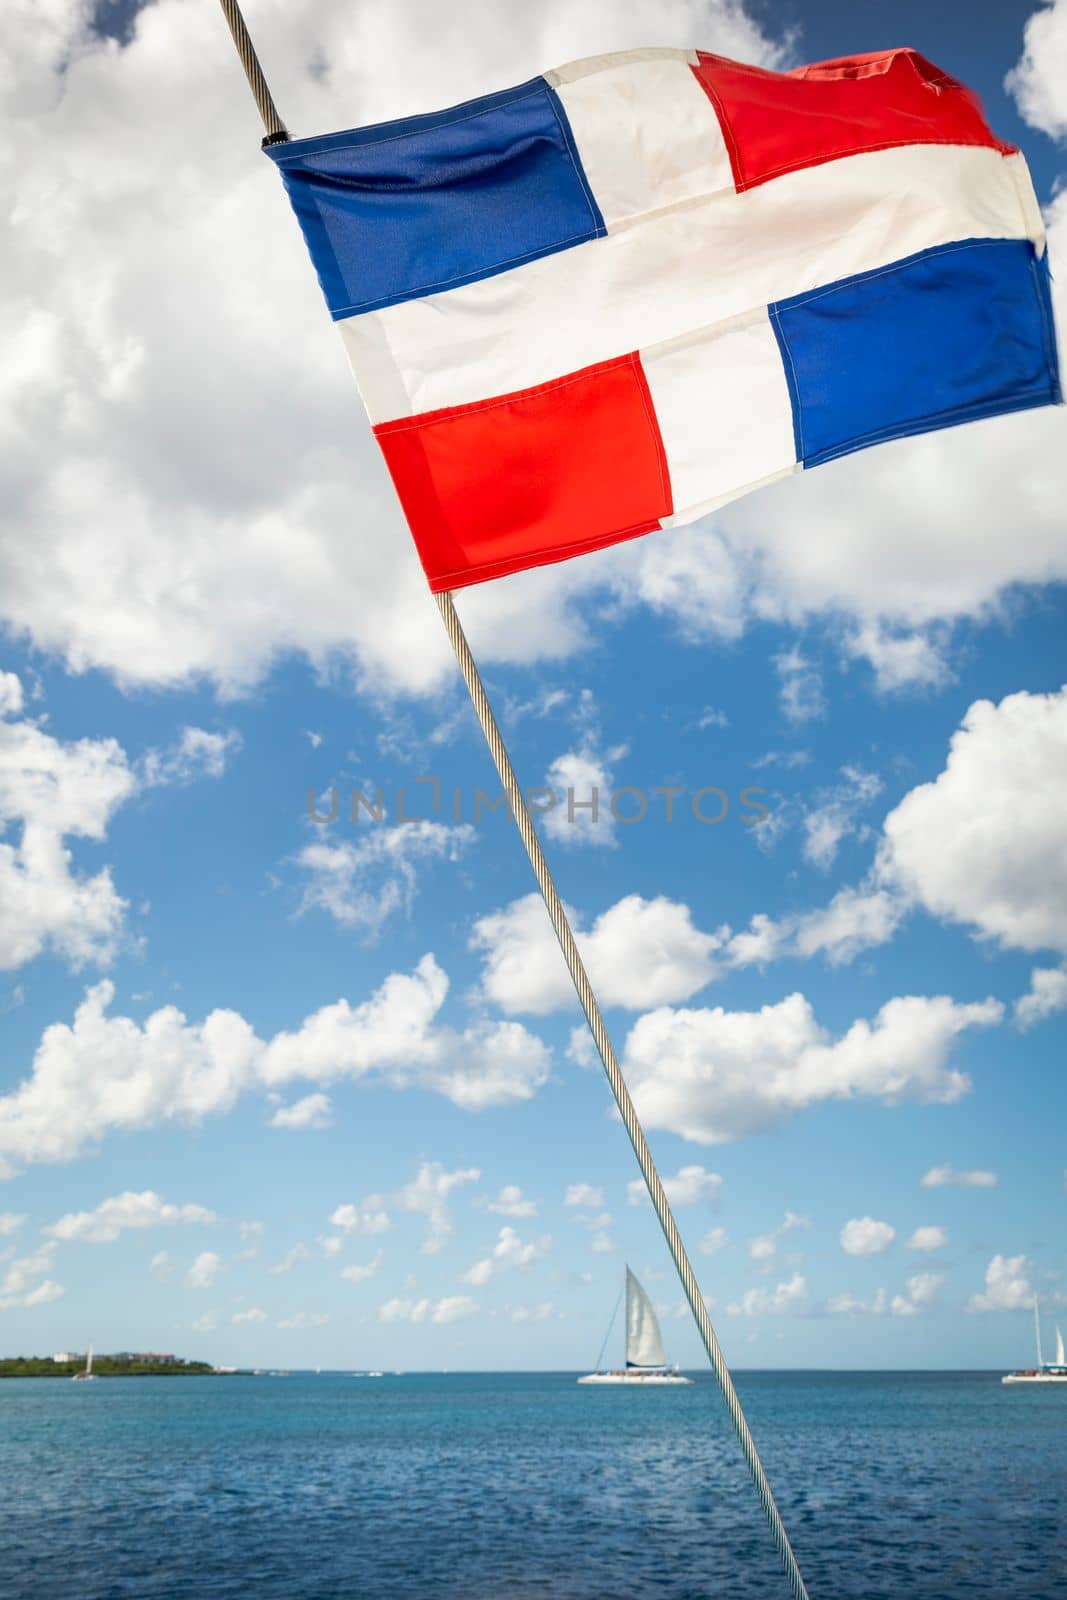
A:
[
  {"left": 625, "top": 1268, "right": 666, "bottom": 1369},
  {"left": 1055, "top": 1326, "right": 1065, "bottom": 1368}
]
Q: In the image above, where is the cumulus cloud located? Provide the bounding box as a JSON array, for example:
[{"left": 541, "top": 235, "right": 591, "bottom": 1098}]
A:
[
  {"left": 483, "top": 1185, "right": 538, "bottom": 1218},
  {"left": 140, "top": 727, "right": 241, "bottom": 787},
  {"left": 185, "top": 1250, "right": 222, "bottom": 1289},
  {"left": 331, "top": 1199, "right": 392, "bottom": 1236},
  {"left": 0, "top": 678, "right": 135, "bottom": 971},
  {"left": 278, "top": 1311, "right": 328, "bottom": 1330},
  {"left": 0, "top": 1242, "right": 62, "bottom": 1310},
  {"left": 45, "top": 1190, "right": 216, "bottom": 1243},
  {"left": 908, "top": 1226, "right": 948, "bottom": 1252},
  {"left": 463, "top": 1225, "right": 550, "bottom": 1285},
  {"left": 801, "top": 767, "right": 882, "bottom": 871},
  {"left": 829, "top": 1273, "right": 942, "bottom": 1317},
  {"left": 728, "top": 1274, "right": 809, "bottom": 1316},
  {"left": 296, "top": 821, "right": 475, "bottom": 939},
  {"left": 270, "top": 1092, "right": 333, "bottom": 1131},
  {"left": 1015, "top": 965, "right": 1067, "bottom": 1029},
  {"left": 341, "top": 1250, "right": 383, "bottom": 1284},
  {"left": 472, "top": 893, "right": 721, "bottom": 1015},
  {"left": 967, "top": 1254, "right": 1033, "bottom": 1312},
  {"left": 748, "top": 1210, "right": 809, "bottom": 1268},
  {"left": 729, "top": 686, "right": 1067, "bottom": 976},
  {"left": 627, "top": 1165, "right": 722, "bottom": 1209},
  {"left": 882, "top": 688, "right": 1067, "bottom": 958},
  {"left": 623, "top": 990, "right": 1000, "bottom": 1145},
  {"left": 0, "top": 956, "right": 550, "bottom": 1174},
  {"left": 397, "top": 1161, "right": 481, "bottom": 1255},
  {"left": 1007, "top": 0, "right": 1067, "bottom": 140},
  {"left": 920, "top": 1165, "right": 997, "bottom": 1189},
  {"left": 840, "top": 1217, "right": 895, "bottom": 1257},
  {"left": 379, "top": 1294, "right": 478, "bottom": 1324}
]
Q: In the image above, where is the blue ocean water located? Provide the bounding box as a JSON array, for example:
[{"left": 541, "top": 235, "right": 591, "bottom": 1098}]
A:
[{"left": 1, "top": 1370, "right": 1064, "bottom": 1599}]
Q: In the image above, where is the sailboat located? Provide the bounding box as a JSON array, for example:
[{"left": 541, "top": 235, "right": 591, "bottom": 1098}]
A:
[
  {"left": 1002, "top": 1298, "right": 1067, "bottom": 1384},
  {"left": 578, "top": 1267, "right": 693, "bottom": 1385},
  {"left": 71, "top": 1344, "right": 96, "bottom": 1382}
]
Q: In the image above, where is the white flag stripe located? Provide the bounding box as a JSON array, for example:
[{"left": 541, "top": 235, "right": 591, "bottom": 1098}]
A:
[
  {"left": 342, "top": 146, "right": 1042, "bottom": 423},
  {"left": 642, "top": 307, "right": 797, "bottom": 514},
  {"left": 554, "top": 56, "right": 732, "bottom": 231}
]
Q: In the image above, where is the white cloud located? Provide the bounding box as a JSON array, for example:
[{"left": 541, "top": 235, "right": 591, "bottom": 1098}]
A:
[
  {"left": 0, "top": 1242, "right": 62, "bottom": 1309},
  {"left": 485, "top": 1185, "right": 538, "bottom": 1218},
  {"left": 463, "top": 1225, "right": 550, "bottom": 1285},
  {"left": 840, "top": 1217, "right": 895, "bottom": 1257},
  {"left": 920, "top": 1165, "right": 997, "bottom": 1189},
  {"left": 728, "top": 1274, "right": 809, "bottom": 1316},
  {"left": 1015, "top": 965, "right": 1067, "bottom": 1029},
  {"left": 399, "top": 1161, "right": 481, "bottom": 1255},
  {"left": 232, "top": 1307, "right": 267, "bottom": 1324},
  {"left": 731, "top": 686, "right": 1067, "bottom": 976},
  {"left": 473, "top": 893, "right": 720, "bottom": 1015},
  {"left": 45, "top": 1190, "right": 216, "bottom": 1243},
  {"left": 379, "top": 1294, "right": 478, "bottom": 1325},
  {"left": 278, "top": 1311, "right": 328, "bottom": 1330},
  {"left": 908, "top": 1226, "right": 948, "bottom": 1253},
  {"left": 0, "top": 681, "right": 135, "bottom": 972},
  {"left": 0, "top": 956, "right": 550, "bottom": 1174},
  {"left": 801, "top": 766, "right": 882, "bottom": 871},
  {"left": 775, "top": 648, "right": 825, "bottom": 724},
  {"left": 627, "top": 1165, "right": 722, "bottom": 1208},
  {"left": 432, "top": 1295, "right": 479, "bottom": 1324},
  {"left": 623, "top": 990, "right": 1000, "bottom": 1144},
  {"left": 564, "top": 1183, "right": 604, "bottom": 1209},
  {"left": 269, "top": 1244, "right": 312, "bottom": 1275},
  {"left": 296, "top": 822, "right": 475, "bottom": 939},
  {"left": 967, "top": 1254, "right": 1033, "bottom": 1312},
  {"left": 881, "top": 688, "right": 1067, "bottom": 958},
  {"left": 748, "top": 1210, "right": 809, "bottom": 1267},
  {"left": 341, "top": 1250, "right": 383, "bottom": 1284},
  {"left": 270, "top": 1092, "right": 333, "bottom": 1131},
  {"left": 0, "top": 1212, "right": 26, "bottom": 1237},
  {"left": 141, "top": 727, "right": 241, "bottom": 787},
  {"left": 830, "top": 1273, "right": 942, "bottom": 1317},
  {"left": 185, "top": 1251, "right": 222, "bottom": 1289},
  {"left": 892, "top": 1272, "right": 943, "bottom": 1316},
  {"left": 330, "top": 1200, "right": 392, "bottom": 1236},
  {"left": 1007, "top": 0, "right": 1067, "bottom": 139}
]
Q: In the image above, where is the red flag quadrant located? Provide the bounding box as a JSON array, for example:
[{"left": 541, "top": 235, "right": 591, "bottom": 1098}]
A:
[{"left": 267, "top": 46, "right": 1061, "bottom": 592}]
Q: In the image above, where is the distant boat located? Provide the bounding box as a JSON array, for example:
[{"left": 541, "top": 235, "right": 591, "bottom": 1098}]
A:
[
  {"left": 1002, "top": 1298, "right": 1067, "bottom": 1385},
  {"left": 71, "top": 1344, "right": 95, "bottom": 1382},
  {"left": 579, "top": 1267, "right": 692, "bottom": 1385}
]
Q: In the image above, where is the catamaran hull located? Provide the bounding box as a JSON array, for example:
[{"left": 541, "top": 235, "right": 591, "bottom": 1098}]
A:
[{"left": 577, "top": 1372, "right": 693, "bottom": 1385}]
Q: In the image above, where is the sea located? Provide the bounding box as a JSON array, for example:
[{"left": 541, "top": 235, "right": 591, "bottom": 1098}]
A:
[{"left": 1, "top": 1370, "right": 1064, "bottom": 1599}]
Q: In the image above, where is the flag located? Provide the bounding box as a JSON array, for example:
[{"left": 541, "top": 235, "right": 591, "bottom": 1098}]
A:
[{"left": 266, "top": 46, "right": 1061, "bottom": 593}]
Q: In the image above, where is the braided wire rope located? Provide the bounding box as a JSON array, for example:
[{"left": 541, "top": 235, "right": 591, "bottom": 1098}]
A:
[
  {"left": 212, "top": 6, "right": 811, "bottom": 1590},
  {"left": 435, "top": 592, "right": 811, "bottom": 1600}
]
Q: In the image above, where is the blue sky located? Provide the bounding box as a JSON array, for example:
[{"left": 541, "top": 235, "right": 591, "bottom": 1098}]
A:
[{"left": 1, "top": 0, "right": 1065, "bottom": 1370}]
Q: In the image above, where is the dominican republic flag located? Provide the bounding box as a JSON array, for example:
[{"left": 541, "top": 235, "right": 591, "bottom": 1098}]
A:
[{"left": 267, "top": 46, "right": 1061, "bottom": 593}]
